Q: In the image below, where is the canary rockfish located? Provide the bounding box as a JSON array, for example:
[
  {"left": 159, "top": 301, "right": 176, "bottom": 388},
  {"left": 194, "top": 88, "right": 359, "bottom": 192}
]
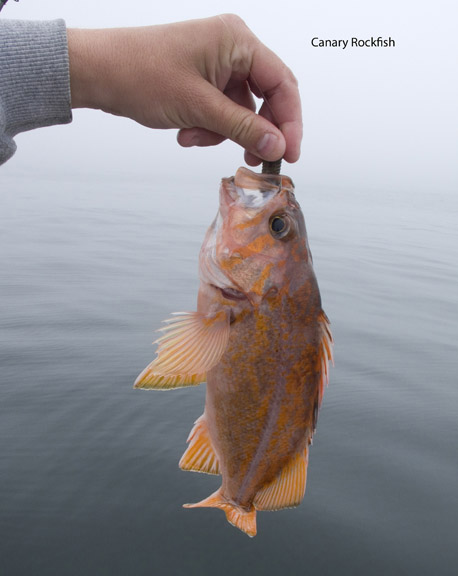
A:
[{"left": 135, "top": 167, "right": 333, "bottom": 537}]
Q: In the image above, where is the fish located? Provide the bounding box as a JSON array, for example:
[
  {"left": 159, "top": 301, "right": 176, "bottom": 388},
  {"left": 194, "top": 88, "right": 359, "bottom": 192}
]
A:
[{"left": 134, "top": 166, "right": 333, "bottom": 537}]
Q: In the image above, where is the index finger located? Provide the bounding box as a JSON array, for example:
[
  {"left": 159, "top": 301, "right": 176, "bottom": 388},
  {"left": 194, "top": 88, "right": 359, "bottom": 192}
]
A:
[{"left": 248, "top": 43, "right": 303, "bottom": 163}]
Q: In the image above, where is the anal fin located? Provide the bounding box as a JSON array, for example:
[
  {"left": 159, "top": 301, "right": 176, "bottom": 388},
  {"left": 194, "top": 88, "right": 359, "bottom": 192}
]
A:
[
  {"left": 179, "top": 415, "right": 220, "bottom": 475},
  {"left": 254, "top": 450, "right": 309, "bottom": 511}
]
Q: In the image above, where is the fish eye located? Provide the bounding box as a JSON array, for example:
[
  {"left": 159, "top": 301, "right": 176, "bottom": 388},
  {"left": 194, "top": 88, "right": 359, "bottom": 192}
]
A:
[
  {"left": 269, "top": 215, "right": 290, "bottom": 239},
  {"left": 271, "top": 216, "right": 285, "bottom": 233}
]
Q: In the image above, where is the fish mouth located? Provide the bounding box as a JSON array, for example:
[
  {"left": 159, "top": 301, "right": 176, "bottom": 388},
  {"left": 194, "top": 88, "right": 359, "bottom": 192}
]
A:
[
  {"left": 212, "top": 285, "right": 247, "bottom": 301},
  {"left": 221, "top": 167, "right": 295, "bottom": 211},
  {"left": 221, "top": 168, "right": 277, "bottom": 206}
]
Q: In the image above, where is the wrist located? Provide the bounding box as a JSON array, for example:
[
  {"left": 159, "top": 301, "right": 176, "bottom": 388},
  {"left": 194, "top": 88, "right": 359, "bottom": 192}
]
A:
[{"left": 67, "top": 28, "right": 113, "bottom": 111}]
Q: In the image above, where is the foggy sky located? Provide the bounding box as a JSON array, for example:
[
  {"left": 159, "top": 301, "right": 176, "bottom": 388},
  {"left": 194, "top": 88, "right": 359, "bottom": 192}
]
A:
[{"left": 1, "top": 0, "right": 457, "bottom": 193}]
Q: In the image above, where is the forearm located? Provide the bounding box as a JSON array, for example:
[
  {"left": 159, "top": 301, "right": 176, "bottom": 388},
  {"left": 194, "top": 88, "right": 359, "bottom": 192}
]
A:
[
  {"left": 66, "top": 24, "right": 196, "bottom": 127},
  {"left": 0, "top": 19, "right": 72, "bottom": 165}
]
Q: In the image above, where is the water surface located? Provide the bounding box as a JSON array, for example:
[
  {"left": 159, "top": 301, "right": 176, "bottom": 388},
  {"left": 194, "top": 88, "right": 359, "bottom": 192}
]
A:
[{"left": 1, "top": 171, "right": 457, "bottom": 575}]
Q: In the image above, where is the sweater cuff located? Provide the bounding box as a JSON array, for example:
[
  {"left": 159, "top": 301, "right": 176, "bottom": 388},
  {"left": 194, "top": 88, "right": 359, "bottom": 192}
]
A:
[{"left": 0, "top": 18, "right": 72, "bottom": 148}]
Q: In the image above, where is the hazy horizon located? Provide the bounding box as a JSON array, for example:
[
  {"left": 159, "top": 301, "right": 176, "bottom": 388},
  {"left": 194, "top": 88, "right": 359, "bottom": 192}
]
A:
[{"left": 1, "top": 0, "right": 456, "bottom": 194}]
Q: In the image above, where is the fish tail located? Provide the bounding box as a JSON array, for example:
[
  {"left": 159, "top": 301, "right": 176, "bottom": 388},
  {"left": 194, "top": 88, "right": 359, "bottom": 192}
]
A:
[{"left": 183, "top": 489, "right": 257, "bottom": 538}]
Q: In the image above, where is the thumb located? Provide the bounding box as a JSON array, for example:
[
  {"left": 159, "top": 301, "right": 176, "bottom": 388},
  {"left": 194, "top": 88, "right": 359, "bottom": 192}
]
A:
[{"left": 199, "top": 87, "right": 286, "bottom": 162}]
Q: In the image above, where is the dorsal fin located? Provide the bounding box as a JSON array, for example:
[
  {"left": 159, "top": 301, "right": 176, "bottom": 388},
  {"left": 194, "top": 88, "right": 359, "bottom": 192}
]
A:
[{"left": 317, "top": 310, "right": 334, "bottom": 407}]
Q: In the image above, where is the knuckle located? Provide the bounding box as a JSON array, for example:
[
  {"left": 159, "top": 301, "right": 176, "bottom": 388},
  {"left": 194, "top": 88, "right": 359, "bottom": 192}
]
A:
[
  {"left": 219, "top": 13, "right": 247, "bottom": 30},
  {"left": 287, "top": 67, "right": 299, "bottom": 88},
  {"left": 279, "top": 63, "right": 299, "bottom": 90},
  {"left": 228, "top": 108, "right": 257, "bottom": 144},
  {"left": 218, "top": 13, "right": 252, "bottom": 48}
]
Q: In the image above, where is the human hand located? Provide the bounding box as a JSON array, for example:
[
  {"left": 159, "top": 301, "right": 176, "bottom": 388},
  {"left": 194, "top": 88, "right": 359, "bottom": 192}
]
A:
[{"left": 67, "top": 14, "right": 302, "bottom": 165}]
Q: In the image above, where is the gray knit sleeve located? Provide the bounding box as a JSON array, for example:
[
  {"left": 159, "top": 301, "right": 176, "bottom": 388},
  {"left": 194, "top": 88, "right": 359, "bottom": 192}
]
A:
[{"left": 0, "top": 19, "right": 72, "bottom": 165}]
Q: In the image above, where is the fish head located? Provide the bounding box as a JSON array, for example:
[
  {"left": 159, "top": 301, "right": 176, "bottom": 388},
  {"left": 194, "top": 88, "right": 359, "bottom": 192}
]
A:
[{"left": 200, "top": 167, "right": 313, "bottom": 306}]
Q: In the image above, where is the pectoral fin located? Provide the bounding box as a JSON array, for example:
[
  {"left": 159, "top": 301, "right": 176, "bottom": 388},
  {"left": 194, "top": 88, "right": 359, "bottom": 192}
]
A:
[{"left": 134, "top": 310, "right": 230, "bottom": 389}]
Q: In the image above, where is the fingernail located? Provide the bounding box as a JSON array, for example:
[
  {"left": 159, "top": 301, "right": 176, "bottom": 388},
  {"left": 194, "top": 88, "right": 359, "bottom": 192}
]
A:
[{"left": 256, "top": 132, "right": 278, "bottom": 157}]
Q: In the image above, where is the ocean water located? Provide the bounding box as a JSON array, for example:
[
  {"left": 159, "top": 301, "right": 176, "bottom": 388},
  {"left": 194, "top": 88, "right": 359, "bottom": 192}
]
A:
[{"left": 1, "top": 171, "right": 457, "bottom": 575}]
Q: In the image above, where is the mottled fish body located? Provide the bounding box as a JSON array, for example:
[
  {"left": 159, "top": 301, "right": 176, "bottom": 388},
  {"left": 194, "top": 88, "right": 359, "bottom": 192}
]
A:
[{"left": 135, "top": 167, "right": 333, "bottom": 537}]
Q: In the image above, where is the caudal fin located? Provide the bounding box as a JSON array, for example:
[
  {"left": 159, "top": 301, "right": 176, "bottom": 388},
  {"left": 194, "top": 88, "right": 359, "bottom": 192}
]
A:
[{"left": 183, "top": 489, "right": 257, "bottom": 538}]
